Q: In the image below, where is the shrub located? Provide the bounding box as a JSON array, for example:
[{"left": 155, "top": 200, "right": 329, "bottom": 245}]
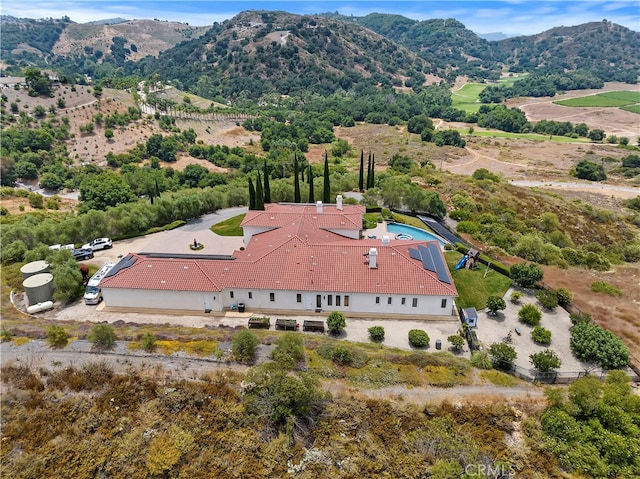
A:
[
  {"left": 408, "top": 329, "right": 430, "bottom": 348},
  {"left": 470, "top": 350, "right": 493, "bottom": 369},
  {"left": 46, "top": 325, "right": 69, "bottom": 348},
  {"left": 530, "top": 349, "right": 562, "bottom": 372},
  {"left": 448, "top": 335, "right": 465, "bottom": 351},
  {"left": 272, "top": 332, "right": 305, "bottom": 369},
  {"left": 590, "top": 281, "right": 622, "bottom": 297},
  {"left": 488, "top": 342, "right": 517, "bottom": 370},
  {"left": 141, "top": 332, "right": 157, "bottom": 352},
  {"left": 536, "top": 289, "right": 559, "bottom": 310},
  {"left": 232, "top": 330, "right": 259, "bottom": 363},
  {"left": 570, "top": 321, "right": 629, "bottom": 369},
  {"left": 569, "top": 311, "right": 592, "bottom": 325},
  {"left": 1, "top": 326, "right": 14, "bottom": 342},
  {"left": 555, "top": 288, "right": 572, "bottom": 307},
  {"left": 486, "top": 295, "right": 506, "bottom": 315},
  {"left": 326, "top": 311, "right": 346, "bottom": 335},
  {"left": 368, "top": 326, "right": 385, "bottom": 342},
  {"left": 510, "top": 262, "right": 543, "bottom": 288},
  {"left": 28, "top": 192, "right": 44, "bottom": 209},
  {"left": 331, "top": 344, "right": 353, "bottom": 365},
  {"left": 531, "top": 326, "right": 552, "bottom": 344},
  {"left": 518, "top": 304, "right": 542, "bottom": 326},
  {"left": 87, "top": 324, "right": 116, "bottom": 349},
  {"left": 510, "top": 290, "right": 523, "bottom": 303}
]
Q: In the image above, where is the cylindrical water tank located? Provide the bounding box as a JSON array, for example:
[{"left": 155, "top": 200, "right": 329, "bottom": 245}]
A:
[
  {"left": 22, "top": 273, "right": 54, "bottom": 306},
  {"left": 27, "top": 301, "right": 54, "bottom": 314},
  {"left": 20, "top": 260, "right": 50, "bottom": 280}
]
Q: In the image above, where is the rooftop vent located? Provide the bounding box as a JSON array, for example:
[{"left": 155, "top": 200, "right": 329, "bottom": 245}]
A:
[
  {"left": 382, "top": 235, "right": 390, "bottom": 246},
  {"left": 336, "top": 194, "right": 343, "bottom": 210},
  {"left": 316, "top": 201, "right": 323, "bottom": 214},
  {"left": 368, "top": 248, "right": 378, "bottom": 269}
]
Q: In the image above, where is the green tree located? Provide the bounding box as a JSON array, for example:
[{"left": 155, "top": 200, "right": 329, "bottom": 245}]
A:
[
  {"left": 263, "top": 159, "right": 271, "bottom": 203},
  {"left": 79, "top": 172, "right": 136, "bottom": 212},
  {"left": 486, "top": 295, "right": 506, "bottom": 315},
  {"left": 368, "top": 326, "right": 385, "bottom": 342},
  {"left": 448, "top": 334, "right": 465, "bottom": 351},
  {"left": 293, "top": 153, "right": 300, "bottom": 203},
  {"left": 408, "top": 329, "right": 430, "bottom": 348},
  {"left": 570, "top": 321, "right": 629, "bottom": 369},
  {"left": 555, "top": 288, "right": 572, "bottom": 307},
  {"left": 510, "top": 262, "right": 543, "bottom": 288},
  {"left": 358, "top": 150, "right": 364, "bottom": 192},
  {"left": 322, "top": 151, "right": 330, "bottom": 203},
  {"left": 530, "top": 350, "right": 561, "bottom": 372},
  {"left": 46, "top": 325, "right": 69, "bottom": 348},
  {"left": 307, "top": 163, "right": 315, "bottom": 203},
  {"left": 88, "top": 324, "right": 116, "bottom": 350},
  {"left": 232, "top": 330, "right": 259, "bottom": 363},
  {"left": 532, "top": 325, "right": 552, "bottom": 344},
  {"left": 28, "top": 192, "right": 44, "bottom": 209},
  {"left": 39, "top": 172, "right": 64, "bottom": 190},
  {"left": 105, "top": 129, "right": 114, "bottom": 140},
  {"left": 587, "top": 129, "right": 605, "bottom": 142},
  {"left": 52, "top": 261, "right": 83, "bottom": 302},
  {"left": 141, "top": 332, "right": 157, "bottom": 352},
  {"left": 488, "top": 342, "right": 517, "bottom": 369},
  {"left": 248, "top": 177, "right": 256, "bottom": 210},
  {"left": 573, "top": 159, "right": 607, "bottom": 181},
  {"left": 255, "top": 171, "right": 264, "bottom": 210},
  {"left": 326, "top": 311, "right": 346, "bottom": 335},
  {"left": 33, "top": 105, "right": 46, "bottom": 118},
  {"left": 518, "top": 303, "right": 542, "bottom": 326}
]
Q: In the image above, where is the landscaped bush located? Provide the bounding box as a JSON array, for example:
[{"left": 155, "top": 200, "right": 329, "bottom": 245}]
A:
[
  {"left": 271, "top": 332, "right": 305, "bottom": 369},
  {"left": 447, "top": 335, "right": 465, "bottom": 351},
  {"left": 408, "top": 329, "right": 430, "bottom": 348},
  {"left": 518, "top": 304, "right": 542, "bottom": 326},
  {"left": 368, "top": 326, "right": 385, "bottom": 342},
  {"left": 531, "top": 326, "right": 552, "bottom": 344},
  {"left": 488, "top": 342, "right": 517, "bottom": 370},
  {"left": 555, "top": 288, "right": 573, "bottom": 307},
  {"left": 232, "top": 330, "right": 259, "bottom": 363},
  {"left": 486, "top": 295, "right": 506, "bottom": 315},
  {"left": 510, "top": 262, "right": 544, "bottom": 288},
  {"left": 510, "top": 290, "right": 523, "bottom": 303},
  {"left": 535, "top": 289, "right": 559, "bottom": 310},
  {"left": 530, "top": 349, "right": 561, "bottom": 372},
  {"left": 326, "top": 311, "right": 346, "bottom": 335},
  {"left": 331, "top": 344, "right": 353, "bottom": 365}
]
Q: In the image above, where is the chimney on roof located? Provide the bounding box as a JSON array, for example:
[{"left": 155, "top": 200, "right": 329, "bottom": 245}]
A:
[
  {"left": 336, "top": 194, "right": 343, "bottom": 210},
  {"left": 382, "top": 235, "right": 390, "bottom": 246},
  {"left": 316, "top": 201, "right": 323, "bottom": 214},
  {"left": 368, "top": 247, "right": 378, "bottom": 269}
]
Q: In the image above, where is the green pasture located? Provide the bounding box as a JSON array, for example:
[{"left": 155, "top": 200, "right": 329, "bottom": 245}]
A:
[
  {"left": 621, "top": 104, "right": 640, "bottom": 114},
  {"left": 553, "top": 90, "right": 640, "bottom": 108},
  {"left": 462, "top": 129, "right": 591, "bottom": 143}
]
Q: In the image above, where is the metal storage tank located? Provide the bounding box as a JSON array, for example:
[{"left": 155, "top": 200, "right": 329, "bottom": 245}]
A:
[
  {"left": 22, "top": 273, "right": 54, "bottom": 306},
  {"left": 20, "top": 260, "right": 50, "bottom": 280}
]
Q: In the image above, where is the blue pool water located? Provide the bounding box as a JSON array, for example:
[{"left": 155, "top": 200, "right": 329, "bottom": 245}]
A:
[{"left": 386, "top": 223, "right": 447, "bottom": 247}]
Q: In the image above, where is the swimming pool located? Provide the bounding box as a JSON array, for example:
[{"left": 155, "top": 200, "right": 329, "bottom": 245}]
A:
[{"left": 386, "top": 223, "right": 447, "bottom": 247}]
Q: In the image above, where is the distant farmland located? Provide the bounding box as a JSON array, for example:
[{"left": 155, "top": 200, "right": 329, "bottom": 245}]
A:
[{"left": 554, "top": 90, "right": 640, "bottom": 108}]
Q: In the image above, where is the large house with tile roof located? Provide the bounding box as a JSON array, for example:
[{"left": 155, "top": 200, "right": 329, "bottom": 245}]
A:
[{"left": 100, "top": 200, "right": 458, "bottom": 318}]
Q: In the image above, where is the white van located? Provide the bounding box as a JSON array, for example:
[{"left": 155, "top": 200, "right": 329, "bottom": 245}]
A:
[{"left": 83, "top": 262, "right": 115, "bottom": 305}]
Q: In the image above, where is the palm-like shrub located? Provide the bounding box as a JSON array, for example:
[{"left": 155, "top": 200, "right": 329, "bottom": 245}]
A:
[{"left": 519, "top": 304, "right": 542, "bottom": 326}]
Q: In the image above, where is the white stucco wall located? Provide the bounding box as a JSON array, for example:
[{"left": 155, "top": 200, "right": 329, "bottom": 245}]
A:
[{"left": 103, "top": 288, "right": 222, "bottom": 312}]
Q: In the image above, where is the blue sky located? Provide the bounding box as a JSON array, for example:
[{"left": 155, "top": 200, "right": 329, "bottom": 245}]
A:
[{"left": 2, "top": 1, "right": 639, "bottom": 35}]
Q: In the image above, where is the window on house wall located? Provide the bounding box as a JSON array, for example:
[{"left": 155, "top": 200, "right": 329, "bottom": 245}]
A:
[
  {"left": 344, "top": 296, "right": 349, "bottom": 306},
  {"left": 230, "top": 291, "right": 234, "bottom": 299},
  {"left": 401, "top": 297, "right": 406, "bottom": 305},
  {"left": 336, "top": 295, "right": 341, "bottom": 306},
  {"left": 441, "top": 298, "right": 447, "bottom": 308},
  {"left": 328, "top": 295, "right": 333, "bottom": 306},
  {"left": 270, "top": 292, "right": 275, "bottom": 302},
  {"left": 249, "top": 292, "right": 252, "bottom": 299},
  {"left": 296, "top": 293, "right": 302, "bottom": 303},
  {"left": 412, "top": 298, "right": 418, "bottom": 307},
  {"left": 387, "top": 297, "right": 392, "bottom": 305},
  {"left": 375, "top": 296, "right": 380, "bottom": 304}
]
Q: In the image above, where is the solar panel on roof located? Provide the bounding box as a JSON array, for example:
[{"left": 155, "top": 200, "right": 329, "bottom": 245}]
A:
[
  {"left": 417, "top": 245, "right": 436, "bottom": 272},
  {"left": 105, "top": 254, "right": 137, "bottom": 278},
  {"left": 428, "top": 242, "right": 451, "bottom": 284},
  {"left": 409, "top": 248, "right": 421, "bottom": 260}
]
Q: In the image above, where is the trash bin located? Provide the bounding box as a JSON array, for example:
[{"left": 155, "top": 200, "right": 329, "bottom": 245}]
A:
[
  {"left": 435, "top": 339, "right": 442, "bottom": 350},
  {"left": 238, "top": 303, "right": 245, "bottom": 313}
]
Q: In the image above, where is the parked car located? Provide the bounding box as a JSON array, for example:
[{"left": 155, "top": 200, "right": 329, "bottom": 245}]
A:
[
  {"left": 72, "top": 248, "right": 94, "bottom": 261},
  {"left": 82, "top": 237, "right": 113, "bottom": 251}
]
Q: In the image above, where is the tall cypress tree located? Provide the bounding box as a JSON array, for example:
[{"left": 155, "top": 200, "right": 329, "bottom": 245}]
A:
[
  {"left": 366, "top": 151, "right": 372, "bottom": 189},
  {"left": 293, "top": 153, "right": 301, "bottom": 203},
  {"left": 263, "top": 159, "right": 271, "bottom": 204},
  {"left": 256, "top": 171, "right": 264, "bottom": 210},
  {"left": 358, "top": 149, "right": 364, "bottom": 192},
  {"left": 370, "top": 152, "right": 375, "bottom": 189},
  {"left": 248, "top": 177, "right": 256, "bottom": 210},
  {"left": 323, "top": 150, "right": 331, "bottom": 203},
  {"left": 307, "top": 163, "right": 314, "bottom": 203}
]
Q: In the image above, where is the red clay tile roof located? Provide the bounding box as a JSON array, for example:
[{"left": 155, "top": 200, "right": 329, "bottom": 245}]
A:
[
  {"left": 102, "top": 205, "right": 457, "bottom": 297},
  {"left": 241, "top": 203, "right": 364, "bottom": 231}
]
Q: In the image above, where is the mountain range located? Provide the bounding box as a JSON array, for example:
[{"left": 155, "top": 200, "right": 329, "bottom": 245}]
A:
[{"left": 1, "top": 11, "right": 638, "bottom": 99}]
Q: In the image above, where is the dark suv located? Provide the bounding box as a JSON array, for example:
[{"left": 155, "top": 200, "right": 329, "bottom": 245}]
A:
[{"left": 72, "top": 248, "right": 94, "bottom": 261}]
